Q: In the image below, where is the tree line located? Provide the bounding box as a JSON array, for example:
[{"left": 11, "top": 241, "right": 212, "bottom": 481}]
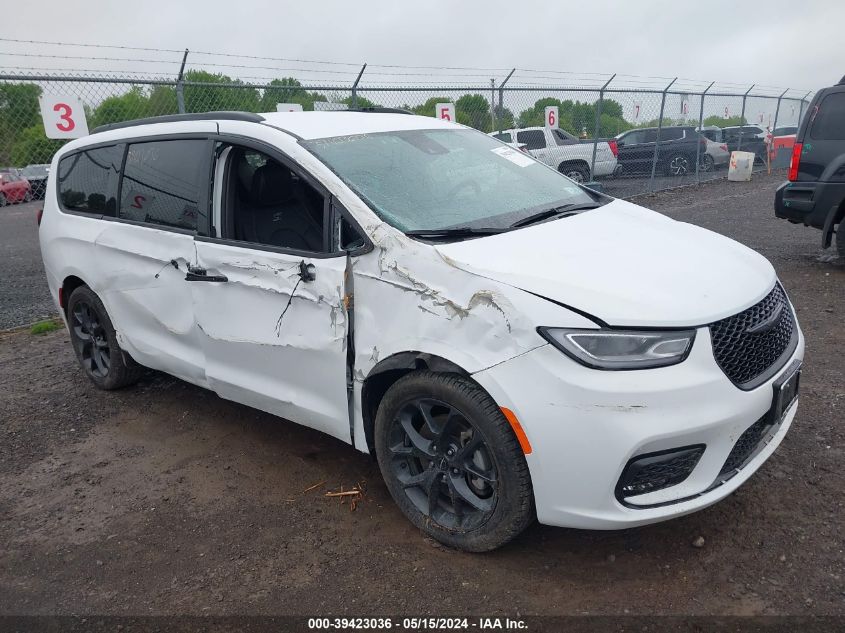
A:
[{"left": 0, "top": 74, "right": 748, "bottom": 167}]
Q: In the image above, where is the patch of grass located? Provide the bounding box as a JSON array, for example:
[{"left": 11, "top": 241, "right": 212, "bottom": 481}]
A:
[{"left": 30, "top": 320, "right": 61, "bottom": 336}]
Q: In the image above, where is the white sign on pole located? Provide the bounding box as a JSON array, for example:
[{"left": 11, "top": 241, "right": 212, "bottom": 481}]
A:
[
  {"left": 276, "top": 103, "right": 304, "bottom": 112},
  {"left": 724, "top": 106, "right": 730, "bottom": 119},
  {"left": 633, "top": 101, "right": 642, "bottom": 121},
  {"left": 544, "top": 106, "right": 558, "bottom": 129},
  {"left": 39, "top": 95, "right": 89, "bottom": 139},
  {"left": 436, "top": 102, "right": 455, "bottom": 122},
  {"left": 681, "top": 99, "right": 690, "bottom": 116}
]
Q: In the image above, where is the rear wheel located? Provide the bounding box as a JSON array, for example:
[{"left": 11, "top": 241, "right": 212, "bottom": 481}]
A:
[
  {"left": 23, "top": 190, "right": 32, "bottom": 203},
  {"left": 666, "top": 153, "right": 691, "bottom": 176},
  {"left": 558, "top": 163, "right": 590, "bottom": 183},
  {"left": 67, "top": 286, "right": 144, "bottom": 390},
  {"left": 701, "top": 154, "right": 715, "bottom": 172},
  {"left": 0, "top": 193, "right": 6, "bottom": 207},
  {"left": 375, "top": 371, "right": 534, "bottom": 552}
]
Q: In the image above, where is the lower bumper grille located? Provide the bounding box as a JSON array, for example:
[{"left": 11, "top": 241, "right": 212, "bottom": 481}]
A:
[
  {"left": 616, "top": 445, "right": 705, "bottom": 503},
  {"left": 719, "top": 414, "right": 775, "bottom": 477}
]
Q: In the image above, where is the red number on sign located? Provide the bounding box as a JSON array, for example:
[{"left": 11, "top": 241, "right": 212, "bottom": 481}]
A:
[
  {"left": 53, "top": 103, "right": 75, "bottom": 132},
  {"left": 130, "top": 195, "right": 146, "bottom": 209},
  {"left": 549, "top": 110, "right": 556, "bottom": 126},
  {"left": 439, "top": 107, "right": 451, "bottom": 121}
]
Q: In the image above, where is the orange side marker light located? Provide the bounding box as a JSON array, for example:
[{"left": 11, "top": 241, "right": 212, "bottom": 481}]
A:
[{"left": 500, "top": 407, "right": 532, "bottom": 455}]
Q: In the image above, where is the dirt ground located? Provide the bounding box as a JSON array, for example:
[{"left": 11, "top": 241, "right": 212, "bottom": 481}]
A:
[{"left": 1, "top": 172, "right": 843, "bottom": 617}]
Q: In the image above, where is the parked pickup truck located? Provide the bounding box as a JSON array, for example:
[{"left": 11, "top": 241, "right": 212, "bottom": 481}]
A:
[{"left": 490, "top": 127, "right": 619, "bottom": 183}]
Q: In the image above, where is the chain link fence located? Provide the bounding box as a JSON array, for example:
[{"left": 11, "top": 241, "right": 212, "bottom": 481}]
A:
[{"left": 0, "top": 69, "right": 813, "bottom": 200}]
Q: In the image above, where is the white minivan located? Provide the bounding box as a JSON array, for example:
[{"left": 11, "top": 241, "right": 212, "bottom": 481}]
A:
[{"left": 39, "top": 110, "right": 804, "bottom": 552}]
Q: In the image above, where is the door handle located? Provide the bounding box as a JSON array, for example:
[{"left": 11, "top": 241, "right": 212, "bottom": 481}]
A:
[{"left": 185, "top": 265, "right": 228, "bottom": 283}]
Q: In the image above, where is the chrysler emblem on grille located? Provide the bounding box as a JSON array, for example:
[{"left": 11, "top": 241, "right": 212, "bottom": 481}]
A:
[{"left": 745, "top": 304, "right": 784, "bottom": 335}]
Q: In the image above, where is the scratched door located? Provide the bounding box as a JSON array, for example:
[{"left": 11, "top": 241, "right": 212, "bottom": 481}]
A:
[{"left": 190, "top": 239, "right": 351, "bottom": 442}]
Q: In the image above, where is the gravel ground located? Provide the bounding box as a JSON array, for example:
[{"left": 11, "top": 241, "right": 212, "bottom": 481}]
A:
[
  {"left": 0, "top": 201, "right": 54, "bottom": 329},
  {"left": 1, "top": 172, "right": 843, "bottom": 618}
]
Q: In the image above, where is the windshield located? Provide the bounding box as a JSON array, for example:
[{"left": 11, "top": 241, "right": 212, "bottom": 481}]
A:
[{"left": 303, "top": 128, "right": 597, "bottom": 232}]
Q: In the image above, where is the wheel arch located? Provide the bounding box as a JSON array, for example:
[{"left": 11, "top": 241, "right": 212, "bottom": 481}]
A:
[
  {"left": 361, "top": 351, "right": 471, "bottom": 455},
  {"left": 557, "top": 159, "right": 590, "bottom": 173},
  {"left": 821, "top": 199, "right": 845, "bottom": 249},
  {"left": 60, "top": 274, "right": 88, "bottom": 315}
]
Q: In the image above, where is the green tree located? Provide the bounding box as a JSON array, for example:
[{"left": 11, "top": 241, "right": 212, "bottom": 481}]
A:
[
  {"left": 90, "top": 87, "right": 151, "bottom": 128},
  {"left": 702, "top": 114, "right": 747, "bottom": 127},
  {"left": 183, "top": 70, "right": 260, "bottom": 113},
  {"left": 147, "top": 85, "right": 178, "bottom": 116},
  {"left": 258, "top": 78, "right": 328, "bottom": 111},
  {"left": 455, "top": 94, "right": 492, "bottom": 132},
  {"left": 0, "top": 83, "right": 42, "bottom": 165},
  {"left": 10, "top": 124, "right": 65, "bottom": 166}
]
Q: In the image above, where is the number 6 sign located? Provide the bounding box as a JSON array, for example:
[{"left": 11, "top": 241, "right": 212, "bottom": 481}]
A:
[
  {"left": 435, "top": 103, "right": 455, "bottom": 123},
  {"left": 544, "top": 106, "right": 558, "bottom": 129},
  {"left": 39, "top": 95, "right": 89, "bottom": 139}
]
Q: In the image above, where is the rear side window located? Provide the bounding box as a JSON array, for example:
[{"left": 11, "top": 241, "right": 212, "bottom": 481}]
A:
[
  {"left": 516, "top": 130, "right": 546, "bottom": 150},
  {"left": 57, "top": 145, "right": 122, "bottom": 216},
  {"left": 659, "top": 128, "right": 684, "bottom": 141},
  {"left": 810, "top": 92, "right": 845, "bottom": 140},
  {"left": 492, "top": 132, "right": 512, "bottom": 143},
  {"left": 119, "top": 139, "right": 210, "bottom": 234}
]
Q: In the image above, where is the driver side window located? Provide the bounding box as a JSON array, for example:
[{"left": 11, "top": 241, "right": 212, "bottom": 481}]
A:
[{"left": 222, "top": 146, "right": 328, "bottom": 253}]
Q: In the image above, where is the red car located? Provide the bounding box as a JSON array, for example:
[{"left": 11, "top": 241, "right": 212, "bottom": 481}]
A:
[{"left": 0, "top": 170, "right": 33, "bottom": 205}]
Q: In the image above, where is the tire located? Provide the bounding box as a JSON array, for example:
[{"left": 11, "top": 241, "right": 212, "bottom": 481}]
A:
[
  {"left": 374, "top": 371, "right": 534, "bottom": 552},
  {"left": 701, "top": 154, "right": 715, "bottom": 172},
  {"left": 558, "top": 163, "right": 590, "bottom": 183},
  {"left": 0, "top": 193, "right": 6, "bottom": 207},
  {"left": 836, "top": 222, "right": 845, "bottom": 259},
  {"left": 66, "top": 286, "right": 144, "bottom": 390},
  {"left": 23, "top": 190, "right": 32, "bottom": 203},
  {"left": 665, "top": 153, "right": 691, "bottom": 176}
]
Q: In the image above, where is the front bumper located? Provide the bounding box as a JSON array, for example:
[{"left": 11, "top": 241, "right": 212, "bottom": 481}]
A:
[{"left": 473, "top": 325, "right": 805, "bottom": 529}]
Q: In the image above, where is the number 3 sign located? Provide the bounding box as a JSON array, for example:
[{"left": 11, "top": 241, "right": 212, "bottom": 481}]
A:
[{"left": 39, "top": 95, "right": 89, "bottom": 139}]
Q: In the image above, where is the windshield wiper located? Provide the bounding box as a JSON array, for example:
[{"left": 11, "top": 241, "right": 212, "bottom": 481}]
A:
[
  {"left": 509, "top": 202, "right": 601, "bottom": 228},
  {"left": 405, "top": 227, "right": 504, "bottom": 240}
]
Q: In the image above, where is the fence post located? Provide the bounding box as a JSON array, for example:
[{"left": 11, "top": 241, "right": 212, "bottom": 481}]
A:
[
  {"left": 589, "top": 74, "right": 615, "bottom": 181},
  {"left": 797, "top": 89, "right": 812, "bottom": 128},
  {"left": 769, "top": 88, "right": 789, "bottom": 170},
  {"left": 175, "top": 49, "right": 189, "bottom": 114},
  {"left": 695, "top": 81, "right": 715, "bottom": 185},
  {"left": 649, "top": 77, "right": 677, "bottom": 192},
  {"left": 737, "top": 84, "right": 754, "bottom": 151},
  {"left": 497, "top": 69, "right": 516, "bottom": 134},
  {"left": 351, "top": 63, "right": 367, "bottom": 108}
]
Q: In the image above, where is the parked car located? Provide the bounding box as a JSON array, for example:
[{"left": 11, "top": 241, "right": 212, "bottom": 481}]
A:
[
  {"left": 0, "top": 169, "right": 32, "bottom": 205},
  {"left": 722, "top": 125, "right": 768, "bottom": 164},
  {"left": 490, "top": 127, "right": 619, "bottom": 183},
  {"left": 20, "top": 164, "right": 50, "bottom": 199},
  {"left": 697, "top": 125, "right": 723, "bottom": 143},
  {"left": 40, "top": 110, "right": 804, "bottom": 551},
  {"left": 702, "top": 138, "right": 730, "bottom": 171},
  {"left": 614, "top": 126, "right": 708, "bottom": 176},
  {"left": 775, "top": 76, "right": 845, "bottom": 257}
]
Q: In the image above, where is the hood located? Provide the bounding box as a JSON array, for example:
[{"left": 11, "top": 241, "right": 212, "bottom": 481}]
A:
[{"left": 435, "top": 199, "right": 776, "bottom": 328}]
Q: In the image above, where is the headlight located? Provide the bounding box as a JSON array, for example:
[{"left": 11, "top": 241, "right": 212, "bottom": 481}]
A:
[{"left": 538, "top": 327, "right": 696, "bottom": 370}]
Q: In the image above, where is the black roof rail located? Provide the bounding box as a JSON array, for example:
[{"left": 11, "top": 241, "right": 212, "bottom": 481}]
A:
[
  {"left": 92, "top": 111, "right": 265, "bottom": 134},
  {"left": 346, "top": 107, "right": 414, "bottom": 115}
]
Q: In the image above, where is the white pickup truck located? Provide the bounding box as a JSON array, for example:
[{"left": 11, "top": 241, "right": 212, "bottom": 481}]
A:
[{"left": 490, "top": 127, "right": 620, "bottom": 183}]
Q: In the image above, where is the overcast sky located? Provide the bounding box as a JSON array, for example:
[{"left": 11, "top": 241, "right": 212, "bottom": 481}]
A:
[{"left": 4, "top": 0, "right": 842, "bottom": 94}]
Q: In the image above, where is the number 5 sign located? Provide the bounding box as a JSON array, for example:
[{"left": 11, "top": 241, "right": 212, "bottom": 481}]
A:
[
  {"left": 544, "top": 106, "right": 558, "bottom": 129},
  {"left": 435, "top": 102, "right": 455, "bottom": 123},
  {"left": 39, "top": 95, "right": 89, "bottom": 139}
]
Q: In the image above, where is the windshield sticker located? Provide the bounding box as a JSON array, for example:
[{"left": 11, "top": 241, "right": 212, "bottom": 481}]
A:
[{"left": 490, "top": 146, "right": 535, "bottom": 167}]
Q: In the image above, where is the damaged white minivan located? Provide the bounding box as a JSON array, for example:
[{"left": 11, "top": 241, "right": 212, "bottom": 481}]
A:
[{"left": 39, "top": 110, "right": 804, "bottom": 551}]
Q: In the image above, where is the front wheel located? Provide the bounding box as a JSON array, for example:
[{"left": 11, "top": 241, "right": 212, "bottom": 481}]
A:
[
  {"left": 375, "top": 371, "right": 534, "bottom": 552},
  {"left": 66, "top": 286, "right": 144, "bottom": 390},
  {"left": 701, "top": 154, "right": 715, "bottom": 172}
]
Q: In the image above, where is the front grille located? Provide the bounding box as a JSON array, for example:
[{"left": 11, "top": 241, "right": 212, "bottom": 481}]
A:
[
  {"left": 709, "top": 284, "right": 795, "bottom": 388},
  {"left": 720, "top": 414, "right": 773, "bottom": 476},
  {"left": 617, "top": 445, "right": 705, "bottom": 499}
]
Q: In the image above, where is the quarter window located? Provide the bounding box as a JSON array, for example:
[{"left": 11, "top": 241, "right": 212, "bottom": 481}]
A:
[
  {"left": 492, "top": 132, "right": 513, "bottom": 143},
  {"left": 810, "top": 92, "right": 845, "bottom": 140},
  {"left": 119, "top": 140, "right": 210, "bottom": 234},
  {"left": 57, "top": 145, "right": 122, "bottom": 216}
]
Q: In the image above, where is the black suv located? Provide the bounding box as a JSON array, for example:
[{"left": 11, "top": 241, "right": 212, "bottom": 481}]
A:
[
  {"left": 775, "top": 76, "right": 845, "bottom": 256},
  {"left": 614, "top": 126, "right": 707, "bottom": 176},
  {"left": 722, "top": 125, "right": 768, "bottom": 164}
]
